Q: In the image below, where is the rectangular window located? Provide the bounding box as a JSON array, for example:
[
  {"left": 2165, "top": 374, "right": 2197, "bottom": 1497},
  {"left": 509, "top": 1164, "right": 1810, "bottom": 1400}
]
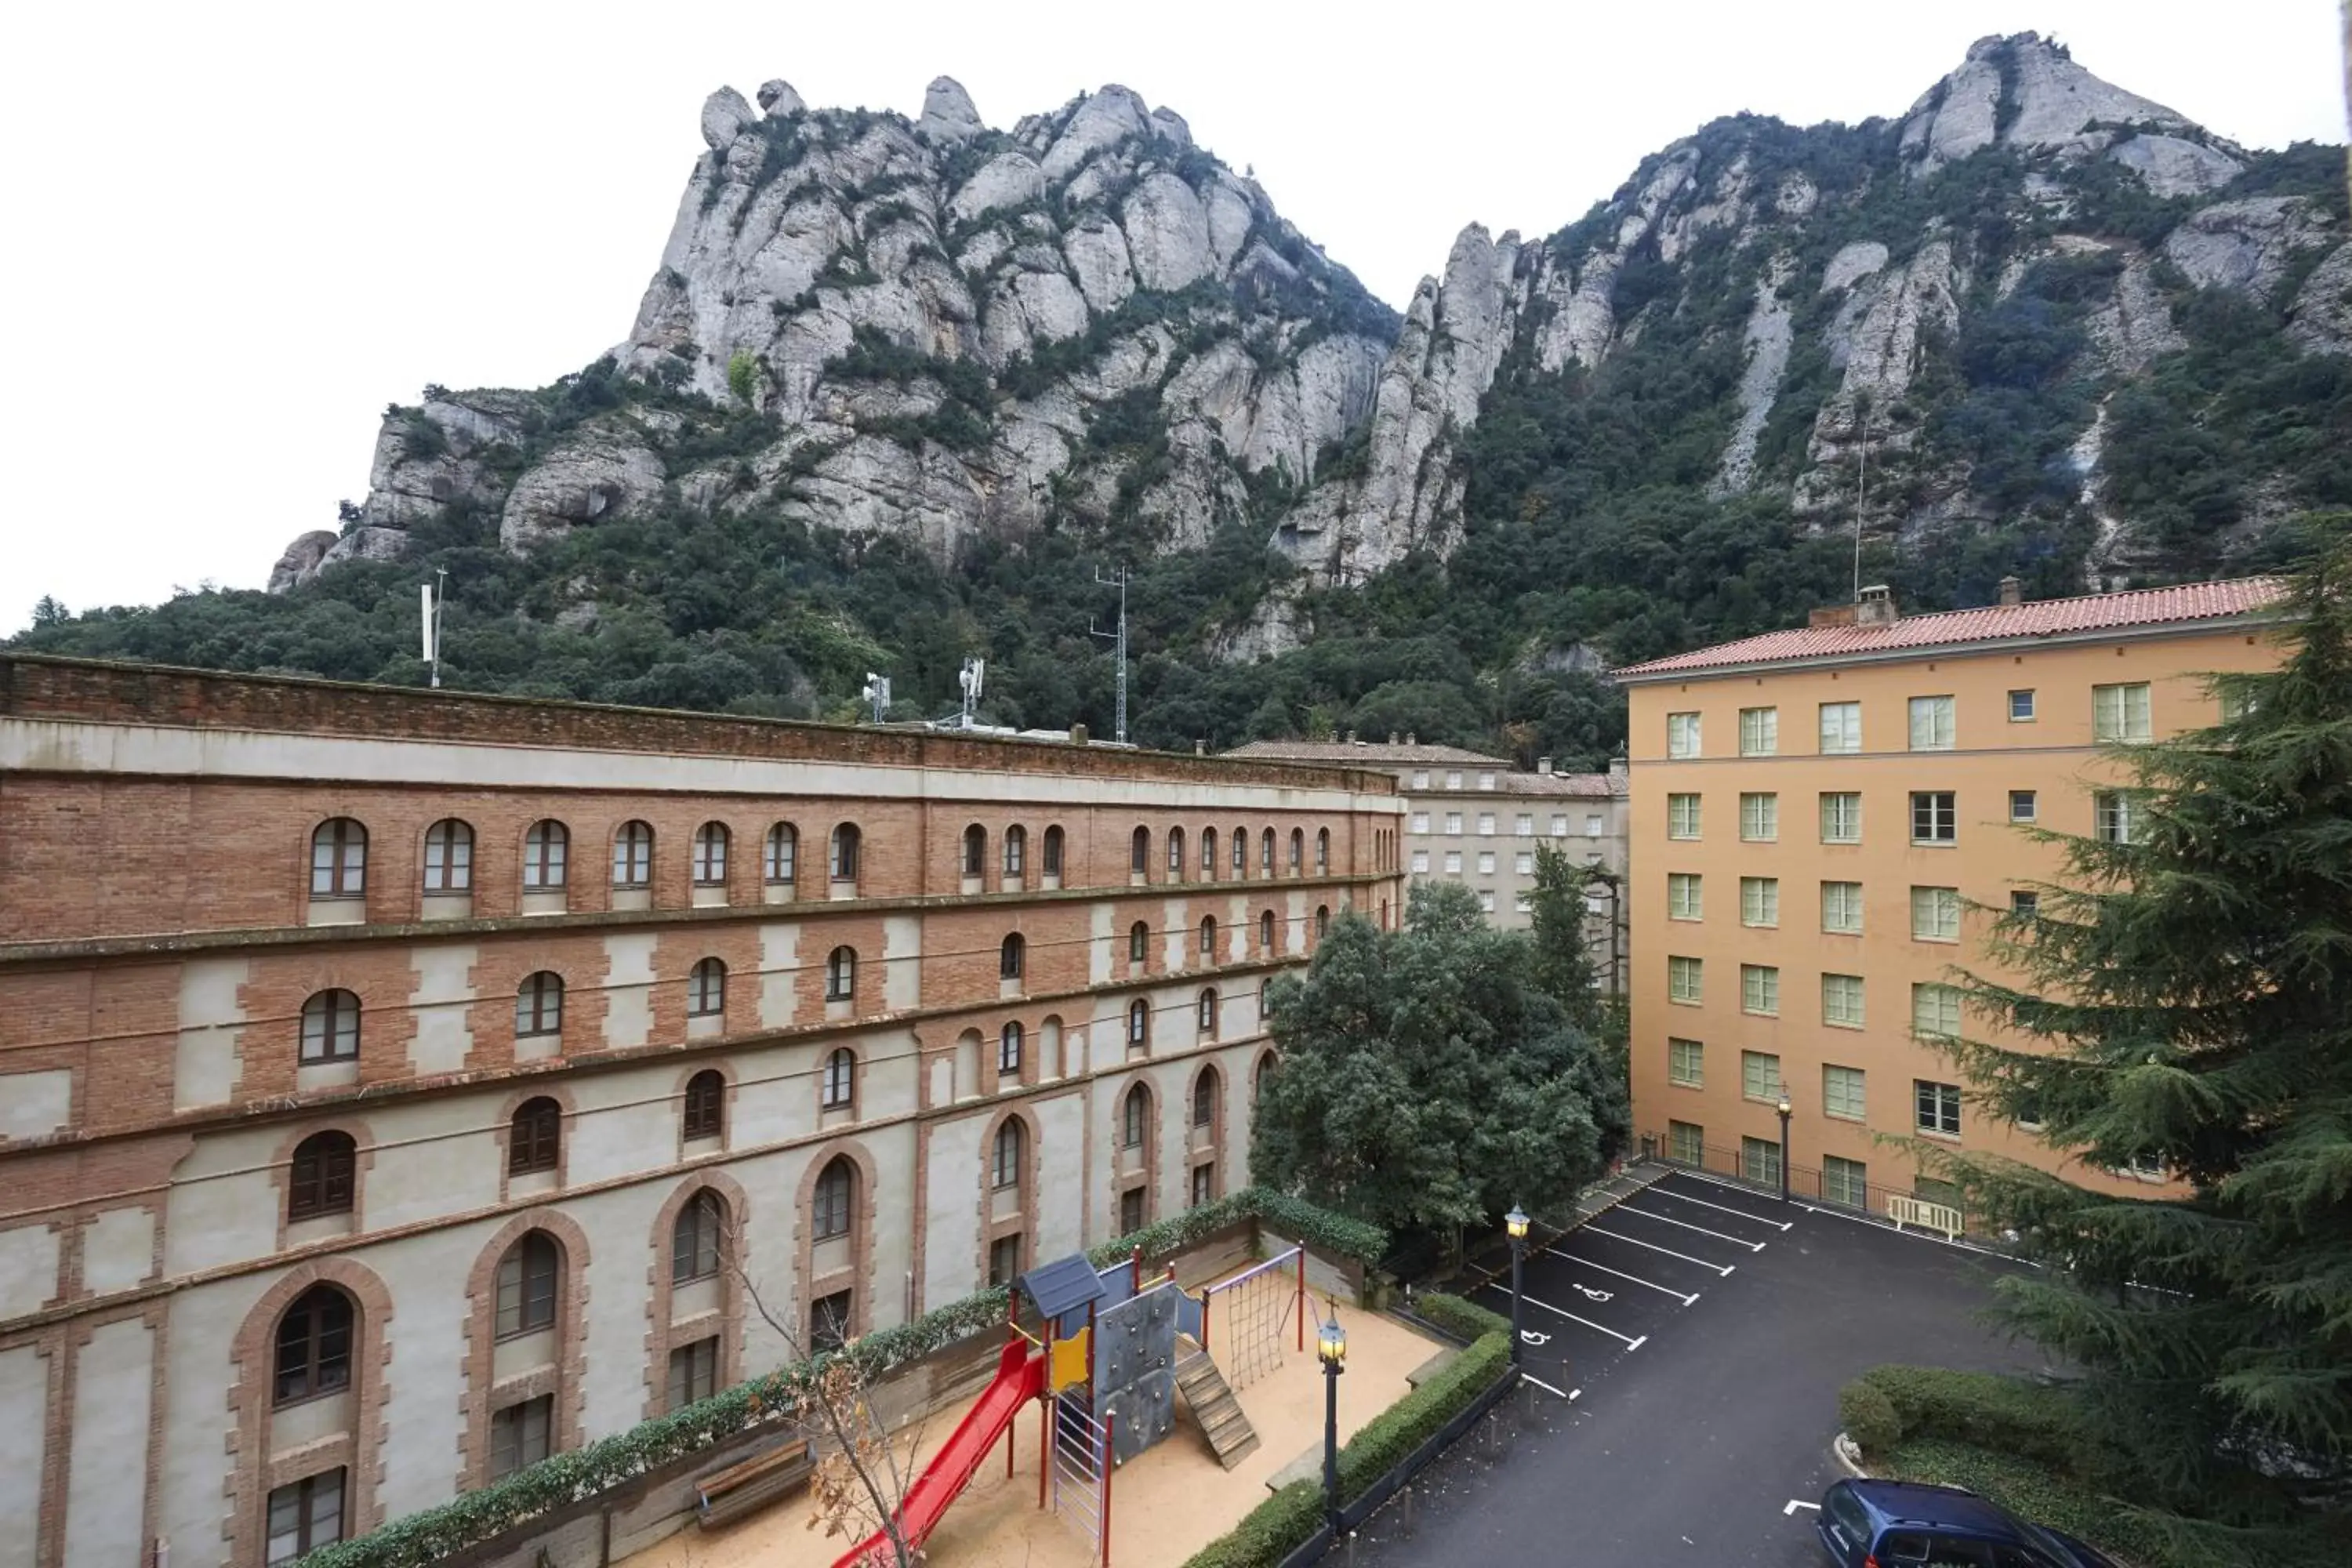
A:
[
  {"left": 1822, "top": 973, "right": 1865, "bottom": 1029},
  {"left": 1740, "top": 1050, "right": 1782, "bottom": 1102},
  {"left": 1739, "top": 793, "right": 1778, "bottom": 842},
  {"left": 1668, "top": 712, "right": 1701, "bottom": 759},
  {"left": 1907, "top": 695, "right": 1955, "bottom": 751},
  {"left": 266, "top": 1470, "right": 347, "bottom": 1563},
  {"left": 810, "top": 1289, "right": 855, "bottom": 1354},
  {"left": 1740, "top": 964, "right": 1780, "bottom": 1017},
  {"left": 1741, "top": 1135, "right": 1783, "bottom": 1187},
  {"left": 1820, "top": 793, "right": 1861, "bottom": 844},
  {"left": 1479, "top": 772, "right": 1497, "bottom": 791},
  {"left": 1410, "top": 851, "right": 1429, "bottom": 873},
  {"left": 1446, "top": 771, "right": 1463, "bottom": 790},
  {"left": 1818, "top": 701, "right": 1861, "bottom": 754},
  {"left": 666, "top": 1337, "right": 720, "bottom": 1412},
  {"left": 1477, "top": 814, "right": 1497, "bottom": 837},
  {"left": 1515, "top": 813, "right": 1534, "bottom": 837},
  {"left": 1910, "top": 791, "right": 1956, "bottom": 844},
  {"left": 1443, "top": 851, "right": 1463, "bottom": 873},
  {"left": 1668, "top": 1037, "right": 1703, "bottom": 1087},
  {"left": 2094, "top": 790, "right": 2141, "bottom": 844},
  {"left": 989, "top": 1234, "right": 1024, "bottom": 1286},
  {"left": 1514, "top": 889, "right": 1533, "bottom": 913},
  {"left": 1514, "top": 851, "right": 1534, "bottom": 875},
  {"left": 1411, "top": 771, "right": 1430, "bottom": 790},
  {"left": 1408, "top": 812, "right": 1429, "bottom": 833},
  {"left": 2093, "top": 682, "right": 2153, "bottom": 743},
  {"left": 489, "top": 1396, "right": 554, "bottom": 1480},
  {"left": 1915, "top": 1080, "right": 1962, "bottom": 1138},
  {"left": 1667, "top": 794, "right": 1701, "bottom": 840},
  {"left": 1585, "top": 814, "right": 1604, "bottom": 837},
  {"left": 1823, "top": 1154, "right": 1868, "bottom": 1208},
  {"left": 2009, "top": 789, "right": 2037, "bottom": 823},
  {"left": 1668, "top": 956, "right": 1703, "bottom": 1004},
  {"left": 1668, "top": 873, "right": 1703, "bottom": 921},
  {"left": 2220, "top": 684, "right": 2260, "bottom": 721},
  {"left": 1740, "top": 877, "right": 1779, "bottom": 927},
  {"left": 1550, "top": 814, "right": 1569, "bottom": 837},
  {"left": 1824, "top": 1065, "right": 1867, "bottom": 1120},
  {"left": 1476, "top": 851, "right": 1496, "bottom": 874},
  {"left": 1477, "top": 889, "right": 1496, "bottom": 914},
  {"left": 1739, "top": 706, "right": 1779, "bottom": 756},
  {"left": 2009, "top": 688, "right": 2036, "bottom": 722},
  {"left": 1444, "top": 812, "right": 1463, "bottom": 836},
  {"left": 1821, "top": 880, "right": 1863, "bottom": 934},
  {"left": 1668, "top": 1120, "right": 1704, "bottom": 1166},
  {"left": 1910, "top": 885, "right": 1961, "bottom": 942},
  {"left": 1911, "top": 983, "right": 1964, "bottom": 1040},
  {"left": 2011, "top": 890, "right": 2039, "bottom": 917}
]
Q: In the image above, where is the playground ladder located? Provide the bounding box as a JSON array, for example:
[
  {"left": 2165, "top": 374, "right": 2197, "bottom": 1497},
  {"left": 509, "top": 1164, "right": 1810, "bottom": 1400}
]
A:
[{"left": 1173, "top": 1352, "right": 1260, "bottom": 1469}]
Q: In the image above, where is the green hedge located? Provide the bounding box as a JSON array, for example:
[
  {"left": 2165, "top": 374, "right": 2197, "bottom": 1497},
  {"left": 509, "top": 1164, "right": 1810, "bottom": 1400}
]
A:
[
  {"left": 1847, "top": 1365, "right": 2093, "bottom": 1475},
  {"left": 304, "top": 1188, "right": 1379, "bottom": 1568},
  {"left": 1838, "top": 1380, "right": 1901, "bottom": 1457},
  {"left": 1181, "top": 1330, "right": 1515, "bottom": 1568},
  {"left": 1409, "top": 1291, "right": 1510, "bottom": 1344}
]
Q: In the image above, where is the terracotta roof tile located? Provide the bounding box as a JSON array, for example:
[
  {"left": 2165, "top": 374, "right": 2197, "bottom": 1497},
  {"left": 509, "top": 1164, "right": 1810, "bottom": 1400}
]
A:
[{"left": 1615, "top": 578, "right": 2286, "bottom": 679}]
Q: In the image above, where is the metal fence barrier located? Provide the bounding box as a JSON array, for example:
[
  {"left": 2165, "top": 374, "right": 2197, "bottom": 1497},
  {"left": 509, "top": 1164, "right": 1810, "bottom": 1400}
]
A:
[{"left": 1635, "top": 1131, "right": 1968, "bottom": 1234}]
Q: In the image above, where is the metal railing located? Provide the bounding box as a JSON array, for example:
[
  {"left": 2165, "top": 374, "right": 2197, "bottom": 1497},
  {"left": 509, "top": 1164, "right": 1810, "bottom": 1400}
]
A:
[{"left": 1638, "top": 1131, "right": 1967, "bottom": 1233}]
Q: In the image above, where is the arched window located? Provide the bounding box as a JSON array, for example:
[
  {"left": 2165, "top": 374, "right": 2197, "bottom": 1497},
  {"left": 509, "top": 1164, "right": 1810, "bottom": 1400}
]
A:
[
  {"left": 962, "top": 824, "right": 987, "bottom": 877},
  {"left": 494, "top": 1232, "right": 558, "bottom": 1337},
  {"left": 682, "top": 1069, "right": 724, "bottom": 1140},
  {"left": 1122, "top": 1085, "right": 1150, "bottom": 1149},
  {"left": 612, "top": 821, "right": 653, "bottom": 888},
  {"left": 1201, "top": 828, "right": 1218, "bottom": 875},
  {"left": 1197, "top": 988, "right": 1219, "bottom": 1036},
  {"left": 688, "top": 957, "right": 726, "bottom": 1017},
  {"left": 1255, "top": 1052, "right": 1276, "bottom": 1104},
  {"left": 821, "top": 1048, "right": 855, "bottom": 1110},
  {"left": 825, "top": 946, "right": 856, "bottom": 1003},
  {"left": 1129, "top": 921, "right": 1149, "bottom": 964},
  {"left": 1258, "top": 909, "right": 1276, "bottom": 952},
  {"left": 812, "top": 1157, "right": 855, "bottom": 1240},
  {"left": 692, "top": 822, "right": 730, "bottom": 885},
  {"left": 523, "top": 819, "right": 569, "bottom": 889},
  {"left": 1258, "top": 977, "right": 1271, "bottom": 1019},
  {"left": 1289, "top": 829, "right": 1305, "bottom": 872},
  {"left": 1004, "top": 825, "right": 1026, "bottom": 879},
  {"left": 992, "top": 1120, "right": 1025, "bottom": 1189},
  {"left": 829, "top": 823, "right": 861, "bottom": 882},
  {"left": 423, "top": 818, "right": 474, "bottom": 893},
  {"left": 509, "top": 1098, "right": 561, "bottom": 1175},
  {"left": 515, "top": 972, "right": 564, "bottom": 1037},
  {"left": 1131, "top": 826, "right": 1151, "bottom": 876},
  {"left": 1260, "top": 828, "right": 1276, "bottom": 873},
  {"left": 999, "top": 1022, "right": 1024, "bottom": 1075},
  {"left": 310, "top": 818, "right": 367, "bottom": 898},
  {"left": 1167, "top": 827, "right": 1186, "bottom": 876},
  {"left": 299, "top": 989, "right": 360, "bottom": 1064},
  {"left": 1042, "top": 826, "right": 1065, "bottom": 879},
  {"left": 764, "top": 822, "right": 798, "bottom": 885},
  {"left": 1127, "top": 997, "right": 1150, "bottom": 1049},
  {"left": 1315, "top": 904, "right": 1332, "bottom": 941},
  {"left": 1193, "top": 1068, "right": 1220, "bottom": 1128},
  {"left": 1316, "top": 827, "right": 1331, "bottom": 873},
  {"left": 673, "top": 1192, "right": 724, "bottom": 1283},
  {"left": 288, "top": 1131, "right": 356, "bottom": 1221},
  {"left": 1199, "top": 915, "right": 1218, "bottom": 957},
  {"left": 1000, "top": 933, "right": 1025, "bottom": 982},
  {"left": 273, "top": 1284, "right": 353, "bottom": 1404},
  {"left": 1229, "top": 827, "right": 1246, "bottom": 874}
]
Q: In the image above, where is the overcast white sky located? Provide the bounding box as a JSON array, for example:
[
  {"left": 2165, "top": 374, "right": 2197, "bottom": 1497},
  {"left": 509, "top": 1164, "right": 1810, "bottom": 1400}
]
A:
[{"left": 2, "top": 1, "right": 2343, "bottom": 633}]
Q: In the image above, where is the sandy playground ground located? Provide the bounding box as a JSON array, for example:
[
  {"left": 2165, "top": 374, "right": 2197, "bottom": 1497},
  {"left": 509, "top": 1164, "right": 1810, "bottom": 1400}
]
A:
[{"left": 627, "top": 1290, "right": 1442, "bottom": 1568}]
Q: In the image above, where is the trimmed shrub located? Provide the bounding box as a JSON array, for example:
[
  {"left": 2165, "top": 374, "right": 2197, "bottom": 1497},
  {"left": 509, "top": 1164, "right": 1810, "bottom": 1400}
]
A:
[
  {"left": 1854, "top": 1366, "right": 2091, "bottom": 1476},
  {"left": 1410, "top": 1291, "right": 1510, "bottom": 1344},
  {"left": 1838, "top": 1378, "right": 1902, "bottom": 1457}
]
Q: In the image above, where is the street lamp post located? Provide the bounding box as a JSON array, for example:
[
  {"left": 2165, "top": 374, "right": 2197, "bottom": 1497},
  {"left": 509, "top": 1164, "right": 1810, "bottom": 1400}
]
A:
[
  {"left": 1317, "top": 1309, "right": 1348, "bottom": 1538},
  {"left": 1777, "top": 1094, "right": 1793, "bottom": 1202},
  {"left": 1504, "top": 1204, "right": 1530, "bottom": 1367}
]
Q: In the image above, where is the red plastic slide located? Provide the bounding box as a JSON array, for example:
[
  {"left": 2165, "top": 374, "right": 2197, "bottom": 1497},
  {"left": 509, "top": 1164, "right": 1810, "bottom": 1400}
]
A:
[{"left": 832, "top": 1338, "right": 1045, "bottom": 1568}]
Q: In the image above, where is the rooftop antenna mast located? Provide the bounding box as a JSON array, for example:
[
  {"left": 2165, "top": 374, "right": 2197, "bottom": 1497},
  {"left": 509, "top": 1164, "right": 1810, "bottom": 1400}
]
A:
[
  {"left": 1091, "top": 567, "right": 1129, "bottom": 744},
  {"left": 420, "top": 568, "right": 448, "bottom": 688},
  {"left": 956, "top": 657, "right": 985, "bottom": 730},
  {"left": 861, "top": 672, "right": 891, "bottom": 725}
]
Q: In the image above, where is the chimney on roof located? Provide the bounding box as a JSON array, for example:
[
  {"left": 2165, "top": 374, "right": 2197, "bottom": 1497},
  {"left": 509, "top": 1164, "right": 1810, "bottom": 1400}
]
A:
[
  {"left": 1609, "top": 755, "right": 1628, "bottom": 779},
  {"left": 1194, "top": 739, "right": 1206, "bottom": 755},
  {"left": 1537, "top": 756, "right": 1554, "bottom": 775},
  {"left": 1346, "top": 729, "right": 1358, "bottom": 744},
  {"left": 1856, "top": 584, "right": 1899, "bottom": 626},
  {"left": 1406, "top": 731, "right": 1417, "bottom": 746},
  {"left": 1388, "top": 731, "right": 1400, "bottom": 745},
  {"left": 1998, "top": 575, "right": 2024, "bottom": 608},
  {"left": 1070, "top": 724, "right": 1088, "bottom": 745}
]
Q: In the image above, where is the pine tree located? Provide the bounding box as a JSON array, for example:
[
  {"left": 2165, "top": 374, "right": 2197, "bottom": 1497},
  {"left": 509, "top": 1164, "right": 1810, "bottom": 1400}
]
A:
[{"left": 1942, "top": 525, "right": 2352, "bottom": 1541}]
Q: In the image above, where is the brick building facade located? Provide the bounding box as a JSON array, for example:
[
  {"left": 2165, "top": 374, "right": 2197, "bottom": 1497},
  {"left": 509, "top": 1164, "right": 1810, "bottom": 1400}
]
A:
[{"left": 0, "top": 656, "right": 1407, "bottom": 1568}]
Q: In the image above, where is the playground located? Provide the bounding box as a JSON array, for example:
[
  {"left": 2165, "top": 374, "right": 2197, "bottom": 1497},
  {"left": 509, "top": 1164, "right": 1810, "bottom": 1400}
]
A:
[{"left": 629, "top": 1249, "right": 1441, "bottom": 1568}]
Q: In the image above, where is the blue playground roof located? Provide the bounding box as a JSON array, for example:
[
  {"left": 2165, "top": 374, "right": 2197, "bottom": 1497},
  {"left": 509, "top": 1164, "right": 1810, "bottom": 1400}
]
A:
[{"left": 1017, "top": 1255, "right": 1105, "bottom": 1319}]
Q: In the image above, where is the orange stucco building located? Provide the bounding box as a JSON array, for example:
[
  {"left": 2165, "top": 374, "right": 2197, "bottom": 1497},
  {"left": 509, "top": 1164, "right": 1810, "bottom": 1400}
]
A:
[{"left": 1614, "top": 577, "right": 2285, "bottom": 1221}]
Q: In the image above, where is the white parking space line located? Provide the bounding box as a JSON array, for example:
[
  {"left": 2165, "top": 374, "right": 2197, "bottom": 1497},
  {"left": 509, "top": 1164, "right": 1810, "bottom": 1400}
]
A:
[
  {"left": 1650, "top": 1184, "right": 1795, "bottom": 1231},
  {"left": 1523, "top": 1373, "right": 1577, "bottom": 1400},
  {"left": 1581, "top": 1224, "right": 1737, "bottom": 1276},
  {"left": 1788, "top": 1200, "right": 2038, "bottom": 1263},
  {"left": 1616, "top": 1204, "right": 1769, "bottom": 1251},
  {"left": 1784, "top": 1501, "right": 1821, "bottom": 1515},
  {"left": 1542, "top": 1248, "right": 1700, "bottom": 1305},
  {"left": 1482, "top": 1282, "right": 1648, "bottom": 1348}
]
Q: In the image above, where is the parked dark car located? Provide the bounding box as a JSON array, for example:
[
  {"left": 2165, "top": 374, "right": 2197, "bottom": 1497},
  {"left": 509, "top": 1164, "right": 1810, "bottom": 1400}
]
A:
[{"left": 1817, "top": 1479, "right": 2118, "bottom": 1568}]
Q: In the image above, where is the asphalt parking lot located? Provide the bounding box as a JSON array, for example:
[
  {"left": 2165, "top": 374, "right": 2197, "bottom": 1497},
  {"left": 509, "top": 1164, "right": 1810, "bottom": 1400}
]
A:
[{"left": 1364, "top": 1168, "right": 2044, "bottom": 1568}]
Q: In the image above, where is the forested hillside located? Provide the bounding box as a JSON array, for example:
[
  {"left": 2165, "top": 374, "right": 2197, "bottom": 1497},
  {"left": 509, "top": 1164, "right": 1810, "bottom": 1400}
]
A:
[{"left": 14, "top": 38, "right": 2348, "bottom": 767}]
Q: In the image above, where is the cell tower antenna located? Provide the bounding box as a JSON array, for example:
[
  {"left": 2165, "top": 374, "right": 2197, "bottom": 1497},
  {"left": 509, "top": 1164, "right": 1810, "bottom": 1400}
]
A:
[
  {"left": 420, "top": 568, "right": 448, "bottom": 688},
  {"left": 861, "top": 671, "right": 891, "bottom": 725},
  {"left": 956, "top": 657, "right": 985, "bottom": 730},
  {"left": 1090, "top": 566, "right": 1130, "bottom": 744}
]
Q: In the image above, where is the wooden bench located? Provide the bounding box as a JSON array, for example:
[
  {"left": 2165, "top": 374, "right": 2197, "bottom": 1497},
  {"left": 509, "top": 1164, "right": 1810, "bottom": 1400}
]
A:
[{"left": 695, "top": 1438, "right": 814, "bottom": 1530}]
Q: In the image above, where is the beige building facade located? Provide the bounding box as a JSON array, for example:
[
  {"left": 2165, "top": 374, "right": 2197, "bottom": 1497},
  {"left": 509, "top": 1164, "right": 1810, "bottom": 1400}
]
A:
[
  {"left": 1617, "top": 579, "right": 2283, "bottom": 1216},
  {"left": 0, "top": 656, "right": 1406, "bottom": 1568}
]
